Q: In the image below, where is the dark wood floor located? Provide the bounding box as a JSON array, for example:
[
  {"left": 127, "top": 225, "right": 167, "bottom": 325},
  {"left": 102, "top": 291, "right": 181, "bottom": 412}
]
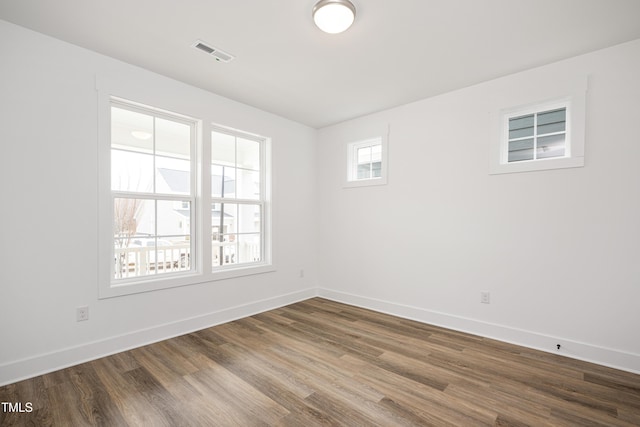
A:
[{"left": 1, "top": 298, "right": 639, "bottom": 426}]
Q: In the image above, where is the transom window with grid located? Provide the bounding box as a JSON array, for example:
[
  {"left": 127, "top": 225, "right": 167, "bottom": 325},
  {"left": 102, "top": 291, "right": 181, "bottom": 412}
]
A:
[{"left": 507, "top": 106, "right": 568, "bottom": 163}]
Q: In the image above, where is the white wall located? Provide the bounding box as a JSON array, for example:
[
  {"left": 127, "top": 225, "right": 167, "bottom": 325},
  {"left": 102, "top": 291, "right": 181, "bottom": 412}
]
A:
[
  {"left": 0, "top": 20, "right": 318, "bottom": 385},
  {"left": 317, "top": 39, "right": 640, "bottom": 373}
]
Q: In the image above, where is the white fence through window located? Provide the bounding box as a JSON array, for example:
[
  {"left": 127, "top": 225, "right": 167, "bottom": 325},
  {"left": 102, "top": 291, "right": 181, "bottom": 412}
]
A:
[{"left": 114, "top": 243, "right": 190, "bottom": 279}]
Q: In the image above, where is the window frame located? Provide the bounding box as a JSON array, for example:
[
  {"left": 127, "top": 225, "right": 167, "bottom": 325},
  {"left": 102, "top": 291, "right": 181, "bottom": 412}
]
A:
[
  {"left": 210, "top": 125, "right": 269, "bottom": 273},
  {"left": 97, "top": 82, "right": 273, "bottom": 299},
  {"left": 344, "top": 134, "right": 388, "bottom": 188},
  {"left": 489, "top": 77, "right": 587, "bottom": 175},
  {"left": 109, "top": 99, "right": 198, "bottom": 285},
  {"left": 503, "top": 99, "right": 570, "bottom": 164}
]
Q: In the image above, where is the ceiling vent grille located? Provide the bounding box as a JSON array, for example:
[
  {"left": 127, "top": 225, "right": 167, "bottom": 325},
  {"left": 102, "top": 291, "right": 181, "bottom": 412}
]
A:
[{"left": 192, "top": 40, "right": 235, "bottom": 63}]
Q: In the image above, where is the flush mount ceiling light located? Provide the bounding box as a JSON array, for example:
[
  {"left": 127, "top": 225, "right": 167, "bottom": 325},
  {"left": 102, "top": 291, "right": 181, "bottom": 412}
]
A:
[{"left": 312, "top": 0, "right": 356, "bottom": 34}]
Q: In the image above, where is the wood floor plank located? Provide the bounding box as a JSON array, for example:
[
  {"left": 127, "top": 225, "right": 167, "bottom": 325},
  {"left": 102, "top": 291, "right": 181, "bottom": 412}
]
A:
[
  {"left": 445, "top": 382, "right": 554, "bottom": 427},
  {"left": 1, "top": 297, "right": 639, "bottom": 426},
  {"left": 92, "top": 354, "right": 181, "bottom": 426},
  {"left": 184, "top": 357, "right": 289, "bottom": 426},
  {"left": 345, "top": 355, "right": 496, "bottom": 426}
]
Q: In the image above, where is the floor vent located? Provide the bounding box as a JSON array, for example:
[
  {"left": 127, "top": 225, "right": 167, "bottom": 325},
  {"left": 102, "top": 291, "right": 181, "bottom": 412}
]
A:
[{"left": 192, "top": 40, "right": 235, "bottom": 63}]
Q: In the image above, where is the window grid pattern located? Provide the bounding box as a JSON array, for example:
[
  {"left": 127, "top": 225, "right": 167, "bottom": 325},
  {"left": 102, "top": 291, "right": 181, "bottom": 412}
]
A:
[
  {"left": 508, "top": 107, "right": 567, "bottom": 163},
  {"left": 356, "top": 144, "right": 382, "bottom": 180},
  {"left": 348, "top": 138, "right": 383, "bottom": 182}
]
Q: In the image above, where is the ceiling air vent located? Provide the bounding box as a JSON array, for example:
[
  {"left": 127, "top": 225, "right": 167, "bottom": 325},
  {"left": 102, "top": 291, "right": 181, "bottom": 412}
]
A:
[{"left": 192, "top": 40, "right": 235, "bottom": 63}]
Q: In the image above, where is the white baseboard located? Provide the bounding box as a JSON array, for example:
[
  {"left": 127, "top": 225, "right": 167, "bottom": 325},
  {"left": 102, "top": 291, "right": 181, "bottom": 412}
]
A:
[
  {"left": 0, "top": 288, "right": 318, "bottom": 387},
  {"left": 3, "top": 286, "right": 638, "bottom": 387},
  {"left": 318, "top": 288, "right": 640, "bottom": 375}
]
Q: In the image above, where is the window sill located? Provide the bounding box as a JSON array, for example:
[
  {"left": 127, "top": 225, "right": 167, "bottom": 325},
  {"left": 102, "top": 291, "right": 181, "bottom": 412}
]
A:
[
  {"left": 210, "top": 264, "right": 276, "bottom": 281},
  {"left": 344, "top": 177, "right": 388, "bottom": 188},
  {"left": 99, "top": 264, "right": 275, "bottom": 299},
  {"left": 489, "top": 155, "right": 584, "bottom": 175}
]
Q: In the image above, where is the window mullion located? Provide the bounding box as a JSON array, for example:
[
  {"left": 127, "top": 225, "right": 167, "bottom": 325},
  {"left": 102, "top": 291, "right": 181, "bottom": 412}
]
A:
[
  {"left": 113, "top": 191, "right": 192, "bottom": 202},
  {"left": 537, "top": 130, "right": 566, "bottom": 138},
  {"left": 260, "top": 139, "right": 266, "bottom": 264},
  {"left": 154, "top": 199, "right": 158, "bottom": 273},
  {"left": 152, "top": 116, "right": 157, "bottom": 193},
  {"left": 218, "top": 201, "right": 225, "bottom": 266},
  {"left": 532, "top": 112, "right": 538, "bottom": 161},
  {"left": 199, "top": 121, "right": 209, "bottom": 275}
]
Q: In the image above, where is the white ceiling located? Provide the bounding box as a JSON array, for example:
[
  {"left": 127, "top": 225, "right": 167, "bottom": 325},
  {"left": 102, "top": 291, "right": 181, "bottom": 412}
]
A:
[{"left": 1, "top": 0, "right": 640, "bottom": 128}]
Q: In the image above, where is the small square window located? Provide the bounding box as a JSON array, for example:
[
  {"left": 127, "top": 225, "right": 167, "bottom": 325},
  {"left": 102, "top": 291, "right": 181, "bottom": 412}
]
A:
[
  {"left": 507, "top": 107, "right": 567, "bottom": 163},
  {"left": 345, "top": 136, "right": 387, "bottom": 187},
  {"left": 490, "top": 90, "right": 586, "bottom": 175}
]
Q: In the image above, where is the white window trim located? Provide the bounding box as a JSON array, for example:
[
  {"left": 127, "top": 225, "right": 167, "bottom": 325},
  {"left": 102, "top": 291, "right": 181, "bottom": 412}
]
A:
[
  {"left": 344, "top": 125, "right": 389, "bottom": 188},
  {"left": 97, "top": 76, "right": 273, "bottom": 299},
  {"left": 489, "top": 77, "right": 587, "bottom": 175}
]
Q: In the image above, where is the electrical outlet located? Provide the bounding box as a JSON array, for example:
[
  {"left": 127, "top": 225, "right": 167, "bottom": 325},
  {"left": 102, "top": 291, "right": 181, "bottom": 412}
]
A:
[
  {"left": 76, "top": 306, "right": 89, "bottom": 322},
  {"left": 480, "top": 291, "right": 490, "bottom": 304},
  {"left": 299, "top": 269, "right": 305, "bottom": 278}
]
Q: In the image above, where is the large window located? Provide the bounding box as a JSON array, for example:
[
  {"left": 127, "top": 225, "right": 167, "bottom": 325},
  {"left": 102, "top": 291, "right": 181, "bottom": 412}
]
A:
[
  {"left": 110, "top": 101, "right": 196, "bottom": 281},
  {"left": 211, "top": 128, "right": 266, "bottom": 270},
  {"left": 99, "top": 94, "right": 272, "bottom": 298}
]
